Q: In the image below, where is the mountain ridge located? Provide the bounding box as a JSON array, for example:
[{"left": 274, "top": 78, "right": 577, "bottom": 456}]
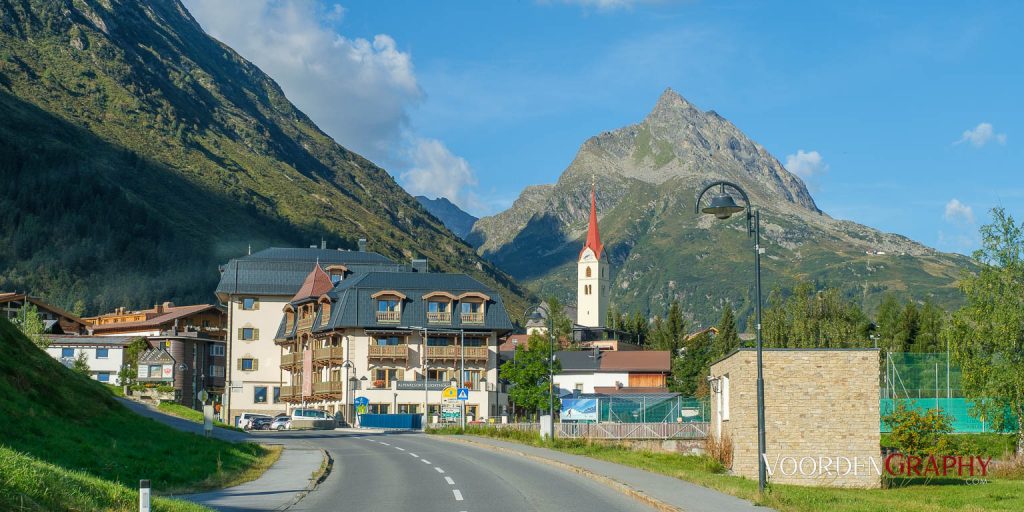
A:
[
  {"left": 415, "top": 195, "right": 478, "bottom": 240},
  {"left": 470, "top": 88, "right": 969, "bottom": 325},
  {"left": 0, "top": 0, "right": 529, "bottom": 317}
]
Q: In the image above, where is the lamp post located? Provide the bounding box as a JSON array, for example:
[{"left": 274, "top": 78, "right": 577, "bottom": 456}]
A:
[
  {"left": 695, "top": 180, "right": 767, "bottom": 494},
  {"left": 529, "top": 305, "right": 556, "bottom": 439},
  {"left": 342, "top": 360, "right": 354, "bottom": 426}
]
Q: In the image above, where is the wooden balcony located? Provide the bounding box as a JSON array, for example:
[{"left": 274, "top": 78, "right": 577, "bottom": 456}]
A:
[
  {"left": 425, "top": 345, "right": 488, "bottom": 360},
  {"left": 297, "top": 316, "right": 316, "bottom": 331},
  {"left": 280, "top": 352, "right": 300, "bottom": 370},
  {"left": 312, "top": 381, "right": 345, "bottom": 398},
  {"left": 376, "top": 310, "right": 401, "bottom": 323},
  {"left": 368, "top": 344, "right": 408, "bottom": 360},
  {"left": 460, "top": 312, "right": 485, "bottom": 324},
  {"left": 426, "top": 311, "right": 452, "bottom": 323},
  {"left": 313, "top": 346, "right": 344, "bottom": 365},
  {"left": 280, "top": 385, "right": 300, "bottom": 402}
]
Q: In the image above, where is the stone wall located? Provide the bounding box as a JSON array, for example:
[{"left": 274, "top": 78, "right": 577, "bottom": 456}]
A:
[{"left": 710, "top": 349, "right": 881, "bottom": 488}]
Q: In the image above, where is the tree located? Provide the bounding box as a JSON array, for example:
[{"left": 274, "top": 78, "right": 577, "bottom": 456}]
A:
[
  {"left": 915, "top": 299, "right": 945, "bottom": 353},
  {"left": 948, "top": 207, "right": 1024, "bottom": 455},
  {"left": 714, "top": 303, "right": 740, "bottom": 357},
  {"left": 501, "top": 332, "right": 562, "bottom": 419},
  {"left": 650, "top": 301, "right": 685, "bottom": 355},
  {"left": 671, "top": 331, "right": 713, "bottom": 396},
  {"left": 882, "top": 403, "right": 954, "bottom": 456},
  {"left": 544, "top": 296, "right": 573, "bottom": 347},
  {"left": 759, "top": 281, "right": 869, "bottom": 348},
  {"left": 71, "top": 351, "right": 91, "bottom": 376},
  {"left": 117, "top": 337, "right": 149, "bottom": 389},
  {"left": 13, "top": 302, "right": 48, "bottom": 349}
]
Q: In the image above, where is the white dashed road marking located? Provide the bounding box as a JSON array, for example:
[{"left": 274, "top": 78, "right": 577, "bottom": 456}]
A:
[
  {"left": 379, "top": 442, "right": 390, "bottom": 446},
  {"left": 445, "top": 477, "right": 455, "bottom": 485},
  {"left": 453, "top": 490, "right": 464, "bottom": 501},
  {"left": 410, "top": 453, "right": 419, "bottom": 458},
  {"left": 395, "top": 447, "right": 405, "bottom": 451},
  {"left": 435, "top": 467, "right": 445, "bottom": 473},
  {"left": 422, "top": 459, "right": 431, "bottom": 464}
]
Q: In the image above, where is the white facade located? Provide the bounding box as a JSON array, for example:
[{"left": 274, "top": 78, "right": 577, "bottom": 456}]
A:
[
  {"left": 553, "top": 371, "right": 628, "bottom": 396},
  {"left": 225, "top": 295, "right": 289, "bottom": 422},
  {"left": 577, "top": 247, "right": 609, "bottom": 328},
  {"left": 46, "top": 344, "right": 125, "bottom": 385}
]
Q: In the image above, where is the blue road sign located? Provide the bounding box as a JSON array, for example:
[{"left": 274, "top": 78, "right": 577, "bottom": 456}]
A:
[
  {"left": 354, "top": 396, "right": 369, "bottom": 406},
  {"left": 456, "top": 387, "right": 470, "bottom": 400}
]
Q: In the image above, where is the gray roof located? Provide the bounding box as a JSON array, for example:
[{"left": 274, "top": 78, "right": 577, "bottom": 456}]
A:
[
  {"left": 554, "top": 350, "right": 603, "bottom": 372},
  {"left": 45, "top": 335, "right": 137, "bottom": 347},
  {"left": 282, "top": 271, "right": 514, "bottom": 335},
  {"left": 215, "top": 248, "right": 406, "bottom": 298}
]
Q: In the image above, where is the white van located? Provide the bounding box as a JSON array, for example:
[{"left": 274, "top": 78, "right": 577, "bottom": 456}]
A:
[
  {"left": 290, "top": 408, "right": 329, "bottom": 420},
  {"left": 237, "top": 412, "right": 272, "bottom": 430}
]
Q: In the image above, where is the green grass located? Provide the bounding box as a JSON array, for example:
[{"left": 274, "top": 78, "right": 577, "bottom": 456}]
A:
[
  {"left": 156, "top": 402, "right": 245, "bottom": 432},
  {"left": 429, "top": 426, "right": 1024, "bottom": 512},
  {"left": 882, "top": 432, "right": 1018, "bottom": 459},
  {"left": 0, "top": 319, "right": 275, "bottom": 510}
]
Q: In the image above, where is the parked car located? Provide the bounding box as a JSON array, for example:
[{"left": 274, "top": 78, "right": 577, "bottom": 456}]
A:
[
  {"left": 291, "top": 408, "right": 330, "bottom": 421},
  {"left": 250, "top": 417, "right": 273, "bottom": 430},
  {"left": 237, "top": 413, "right": 271, "bottom": 430},
  {"left": 271, "top": 417, "right": 291, "bottom": 431}
]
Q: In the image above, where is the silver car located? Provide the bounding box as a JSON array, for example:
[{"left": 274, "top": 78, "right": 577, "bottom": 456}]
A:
[{"left": 271, "top": 416, "right": 291, "bottom": 431}]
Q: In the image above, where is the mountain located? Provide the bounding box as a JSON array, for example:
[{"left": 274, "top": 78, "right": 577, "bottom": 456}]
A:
[
  {"left": 0, "top": 0, "right": 528, "bottom": 317},
  {"left": 415, "top": 196, "right": 478, "bottom": 240},
  {"left": 470, "top": 88, "right": 971, "bottom": 326}
]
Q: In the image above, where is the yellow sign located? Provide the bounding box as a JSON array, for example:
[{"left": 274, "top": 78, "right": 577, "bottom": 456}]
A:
[{"left": 442, "top": 386, "right": 458, "bottom": 399}]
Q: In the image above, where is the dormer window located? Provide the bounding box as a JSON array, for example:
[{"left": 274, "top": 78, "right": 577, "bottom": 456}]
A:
[
  {"left": 458, "top": 292, "right": 489, "bottom": 324},
  {"left": 326, "top": 264, "right": 348, "bottom": 285},
  {"left": 423, "top": 291, "right": 456, "bottom": 323},
  {"left": 372, "top": 290, "right": 406, "bottom": 324}
]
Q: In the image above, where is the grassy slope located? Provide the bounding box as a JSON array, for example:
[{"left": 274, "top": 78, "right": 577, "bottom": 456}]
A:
[
  {"left": 0, "top": 0, "right": 528, "bottom": 317},
  {"left": 0, "top": 318, "right": 270, "bottom": 510},
  {"left": 430, "top": 427, "right": 1024, "bottom": 512},
  {"left": 156, "top": 402, "right": 243, "bottom": 432}
]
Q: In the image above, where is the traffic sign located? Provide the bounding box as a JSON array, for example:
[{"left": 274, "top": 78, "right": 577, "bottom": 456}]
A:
[
  {"left": 197, "top": 389, "right": 209, "bottom": 403},
  {"left": 456, "top": 387, "right": 470, "bottom": 401},
  {"left": 354, "top": 396, "right": 369, "bottom": 406},
  {"left": 442, "top": 386, "right": 457, "bottom": 399}
]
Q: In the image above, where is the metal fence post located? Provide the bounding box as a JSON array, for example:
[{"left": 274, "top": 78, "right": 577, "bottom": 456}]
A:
[{"left": 139, "top": 480, "right": 151, "bottom": 512}]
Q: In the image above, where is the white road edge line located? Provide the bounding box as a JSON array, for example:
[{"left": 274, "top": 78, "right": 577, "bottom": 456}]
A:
[
  {"left": 435, "top": 467, "right": 445, "bottom": 473},
  {"left": 453, "top": 489, "right": 464, "bottom": 501},
  {"left": 445, "top": 476, "right": 455, "bottom": 485}
]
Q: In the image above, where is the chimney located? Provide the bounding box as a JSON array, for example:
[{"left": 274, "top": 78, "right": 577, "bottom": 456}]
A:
[
  {"left": 163, "top": 301, "right": 174, "bottom": 310},
  {"left": 411, "top": 258, "right": 428, "bottom": 273},
  {"left": 358, "top": 238, "right": 367, "bottom": 252},
  {"left": 321, "top": 239, "right": 327, "bottom": 250},
  {"left": 154, "top": 303, "right": 163, "bottom": 315}
]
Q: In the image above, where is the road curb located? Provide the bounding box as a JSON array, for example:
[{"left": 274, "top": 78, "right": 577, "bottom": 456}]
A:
[
  {"left": 276, "top": 447, "right": 332, "bottom": 511},
  {"left": 432, "top": 435, "right": 681, "bottom": 512}
]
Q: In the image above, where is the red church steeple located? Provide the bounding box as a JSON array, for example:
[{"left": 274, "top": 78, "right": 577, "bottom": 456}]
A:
[{"left": 580, "top": 181, "right": 603, "bottom": 259}]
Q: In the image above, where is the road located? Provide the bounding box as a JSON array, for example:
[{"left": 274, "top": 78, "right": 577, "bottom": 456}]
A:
[{"left": 254, "top": 430, "right": 655, "bottom": 512}]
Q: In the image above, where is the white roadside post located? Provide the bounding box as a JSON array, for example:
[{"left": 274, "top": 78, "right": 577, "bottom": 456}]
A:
[
  {"left": 199, "top": 389, "right": 212, "bottom": 437},
  {"left": 139, "top": 479, "right": 151, "bottom": 512}
]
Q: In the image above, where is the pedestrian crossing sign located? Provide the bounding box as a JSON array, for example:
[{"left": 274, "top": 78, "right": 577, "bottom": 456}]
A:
[{"left": 457, "top": 387, "right": 469, "bottom": 400}]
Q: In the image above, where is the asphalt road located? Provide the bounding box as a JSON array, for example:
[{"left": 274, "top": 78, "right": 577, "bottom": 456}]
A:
[{"left": 254, "top": 430, "right": 654, "bottom": 512}]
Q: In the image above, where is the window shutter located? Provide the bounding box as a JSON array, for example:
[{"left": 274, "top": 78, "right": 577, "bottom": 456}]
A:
[
  {"left": 237, "top": 328, "right": 243, "bottom": 340},
  {"left": 253, "top": 359, "right": 259, "bottom": 371},
  {"left": 253, "top": 328, "right": 260, "bottom": 340},
  {"left": 253, "top": 299, "right": 260, "bottom": 311},
  {"left": 236, "top": 358, "right": 242, "bottom": 370}
]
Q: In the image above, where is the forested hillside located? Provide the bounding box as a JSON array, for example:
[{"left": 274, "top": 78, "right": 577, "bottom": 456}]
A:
[{"left": 0, "top": 0, "right": 528, "bottom": 316}]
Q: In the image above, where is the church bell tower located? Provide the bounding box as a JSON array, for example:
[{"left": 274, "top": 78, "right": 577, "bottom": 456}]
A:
[{"left": 577, "top": 181, "right": 608, "bottom": 328}]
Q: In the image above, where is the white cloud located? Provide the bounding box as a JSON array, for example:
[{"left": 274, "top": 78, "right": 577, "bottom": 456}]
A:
[
  {"left": 400, "top": 139, "right": 484, "bottom": 214},
  {"left": 784, "top": 149, "right": 828, "bottom": 180},
  {"left": 182, "top": 0, "right": 421, "bottom": 164},
  {"left": 954, "top": 122, "right": 1007, "bottom": 148},
  {"left": 554, "top": 0, "right": 669, "bottom": 12},
  {"left": 943, "top": 198, "right": 975, "bottom": 225}
]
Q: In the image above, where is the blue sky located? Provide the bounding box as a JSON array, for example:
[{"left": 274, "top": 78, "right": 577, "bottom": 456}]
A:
[{"left": 184, "top": 0, "right": 1022, "bottom": 255}]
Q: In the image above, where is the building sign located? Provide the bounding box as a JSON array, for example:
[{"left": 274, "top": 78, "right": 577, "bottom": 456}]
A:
[
  {"left": 162, "top": 365, "right": 173, "bottom": 379},
  {"left": 561, "top": 398, "right": 598, "bottom": 421},
  {"left": 397, "top": 380, "right": 449, "bottom": 391},
  {"left": 138, "top": 364, "right": 149, "bottom": 379},
  {"left": 442, "top": 399, "right": 461, "bottom": 421}
]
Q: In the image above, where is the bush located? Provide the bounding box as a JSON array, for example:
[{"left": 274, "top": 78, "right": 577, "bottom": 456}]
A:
[
  {"left": 704, "top": 430, "right": 734, "bottom": 469},
  {"left": 883, "top": 403, "right": 953, "bottom": 456},
  {"left": 156, "top": 385, "right": 175, "bottom": 393}
]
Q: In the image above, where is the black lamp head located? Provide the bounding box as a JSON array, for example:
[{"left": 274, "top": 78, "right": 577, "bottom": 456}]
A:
[{"left": 702, "top": 192, "right": 745, "bottom": 220}]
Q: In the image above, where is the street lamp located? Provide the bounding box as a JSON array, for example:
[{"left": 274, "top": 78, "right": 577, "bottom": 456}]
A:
[
  {"left": 695, "top": 180, "right": 767, "bottom": 494},
  {"left": 529, "top": 305, "right": 555, "bottom": 439}
]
